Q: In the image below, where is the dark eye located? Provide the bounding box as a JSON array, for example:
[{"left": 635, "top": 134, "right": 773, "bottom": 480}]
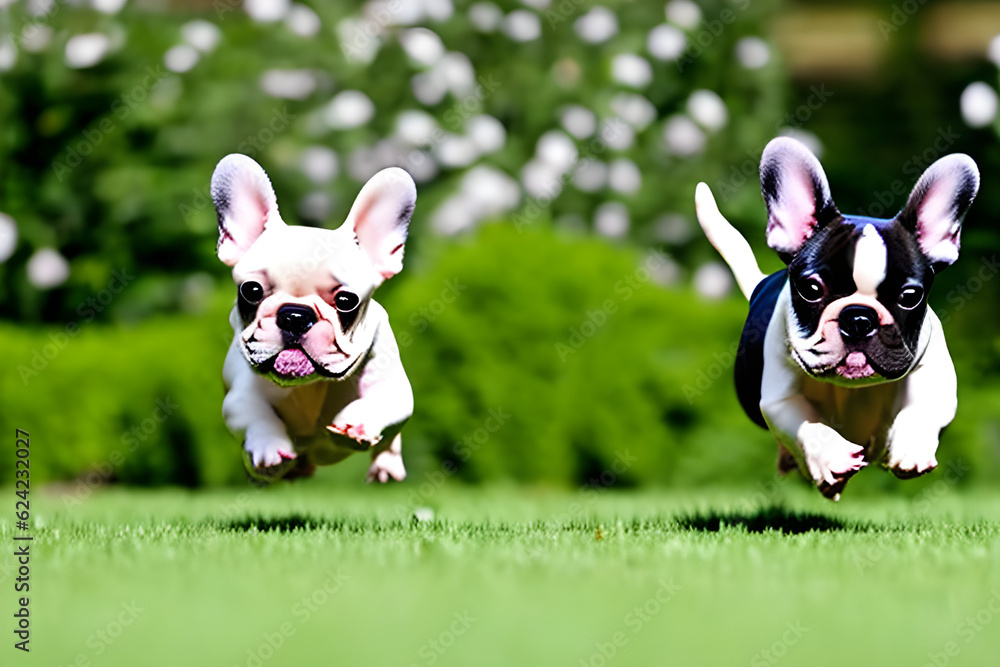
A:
[
  {"left": 239, "top": 281, "right": 265, "bottom": 304},
  {"left": 795, "top": 275, "right": 825, "bottom": 303},
  {"left": 334, "top": 290, "right": 360, "bottom": 313},
  {"left": 898, "top": 285, "right": 924, "bottom": 310}
]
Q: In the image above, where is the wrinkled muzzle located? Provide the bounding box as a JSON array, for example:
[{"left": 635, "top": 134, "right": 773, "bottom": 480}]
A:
[
  {"left": 241, "top": 300, "right": 373, "bottom": 384},
  {"left": 789, "top": 295, "right": 915, "bottom": 381}
]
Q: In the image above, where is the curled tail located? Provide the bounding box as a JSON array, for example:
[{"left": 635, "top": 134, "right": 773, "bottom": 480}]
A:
[{"left": 694, "top": 183, "right": 766, "bottom": 300}]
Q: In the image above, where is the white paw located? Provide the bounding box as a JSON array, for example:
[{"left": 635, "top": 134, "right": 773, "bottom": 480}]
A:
[
  {"left": 366, "top": 448, "right": 406, "bottom": 483},
  {"left": 328, "top": 402, "right": 384, "bottom": 449},
  {"left": 244, "top": 433, "right": 297, "bottom": 479},
  {"left": 886, "top": 422, "right": 939, "bottom": 479},
  {"left": 798, "top": 423, "right": 867, "bottom": 499},
  {"left": 327, "top": 421, "right": 382, "bottom": 449}
]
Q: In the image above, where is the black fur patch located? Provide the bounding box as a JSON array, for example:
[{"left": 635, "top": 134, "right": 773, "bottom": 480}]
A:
[
  {"left": 787, "top": 215, "right": 931, "bottom": 379},
  {"left": 735, "top": 270, "right": 787, "bottom": 429}
]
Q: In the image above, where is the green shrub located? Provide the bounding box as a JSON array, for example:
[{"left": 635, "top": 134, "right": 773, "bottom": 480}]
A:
[
  {"left": 381, "top": 222, "right": 776, "bottom": 487},
  {"left": 0, "top": 300, "right": 242, "bottom": 487}
]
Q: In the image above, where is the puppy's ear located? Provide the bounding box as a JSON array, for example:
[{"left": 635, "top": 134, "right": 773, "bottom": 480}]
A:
[
  {"left": 897, "top": 154, "right": 979, "bottom": 269},
  {"left": 760, "top": 137, "right": 839, "bottom": 261},
  {"left": 211, "top": 154, "right": 285, "bottom": 267},
  {"left": 341, "top": 167, "right": 416, "bottom": 284}
]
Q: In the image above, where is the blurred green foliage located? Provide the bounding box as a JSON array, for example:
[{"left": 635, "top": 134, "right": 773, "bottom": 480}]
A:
[
  {"left": 0, "top": 302, "right": 238, "bottom": 486},
  {"left": 0, "top": 0, "right": 785, "bottom": 322},
  {"left": 388, "top": 223, "right": 771, "bottom": 487}
]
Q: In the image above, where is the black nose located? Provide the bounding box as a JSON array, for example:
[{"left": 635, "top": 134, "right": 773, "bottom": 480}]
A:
[
  {"left": 276, "top": 304, "right": 317, "bottom": 336},
  {"left": 839, "top": 305, "right": 878, "bottom": 341}
]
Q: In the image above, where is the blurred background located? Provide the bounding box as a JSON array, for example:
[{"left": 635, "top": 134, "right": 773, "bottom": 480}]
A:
[{"left": 0, "top": 0, "right": 998, "bottom": 494}]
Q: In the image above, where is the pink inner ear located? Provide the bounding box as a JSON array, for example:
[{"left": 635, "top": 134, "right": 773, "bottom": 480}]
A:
[
  {"left": 344, "top": 170, "right": 414, "bottom": 281},
  {"left": 376, "top": 245, "right": 405, "bottom": 280},
  {"left": 212, "top": 154, "right": 281, "bottom": 266},
  {"left": 768, "top": 169, "right": 817, "bottom": 253},
  {"left": 219, "top": 180, "right": 273, "bottom": 263},
  {"left": 916, "top": 179, "right": 960, "bottom": 261}
]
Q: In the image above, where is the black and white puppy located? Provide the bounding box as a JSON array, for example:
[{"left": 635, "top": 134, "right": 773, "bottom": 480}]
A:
[
  {"left": 212, "top": 154, "right": 416, "bottom": 483},
  {"left": 695, "top": 137, "right": 979, "bottom": 499}
]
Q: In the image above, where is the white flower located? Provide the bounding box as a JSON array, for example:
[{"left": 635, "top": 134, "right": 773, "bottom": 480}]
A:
[
  {"left": 399, "top": 28, "right": 445, "bottom": 67},
  {"left": 432, "top": 166, "right": 520, "bottom": 235},
  {"left": 608, "top": 158, "right": 641, "bottom": 195},
  {"left": 411, "top": 70, "right": 447, "bottom": 106},
  {"left": 438, "top": 52, "right": 476, "bottom": 96},
  {"left": 601, "top": 118, "right": 635, "bottom": 151},
  {"left": 521, "top": 159, "right": 563, "bottom": 199},
  {"left": 647, "top": 24, "right": 686, "bottom": 61},
  {"left": 536, "top": 130, "right": 578, "bottom": 171},
  {"left": 260, "top": 69, "right": 316, "bottom": 100},
  {"left": 687, "top": 90, "right": 728, "bottom": 132},
  {"left": 961, "top": 82, "right": 998, "bottom": 128},
  {"left": 91, "top": 0, "right": 127, "bottom": 14},
  {"left": 27, "top": 248, "right": 70, "bottom": 290},
  {"left": 665, "top": 0, "right": 701, "bottom": 30},
  {"left": 611, "top": 54, "right": 653, "bottom": 89},
  {"left": 182, "top": 20, "right": 221, "bottom": 53},
  {"left": 561, "top": 105, "right": 597, "bottom": 139},
  {"left": 0, "top": 41, "right": 16, "bottom": 72},
  {"left": 462, "top": 165, "right": 520, "bottom": 216},
  {"left": 395, "top": 110, "right": 439, "bottom": 145},
  {"left": 469, "top": 3, "right": 503, "bottom": 32},
  {"left": 736, "top": 37, "right": 770, "bottom": 69},
  {"left": 663, "top": 115, "right": 706, "bottom": 156},
  {"left": 575, "top": 7, "right": 618, "bottom": 44},
  {"left": 988, "top": 34, "right": 1000, "bottom": 67},
  {"left": 503, "top": 10, "right": 541, "bottom": 42},
  {"left": 594, "top": 202, "right": 629, "bottom": 238},
  {"left": 244, "top": 0, "right": 290, "bottom": 23},
  {"left": 164, "top": 45, "right": 199, "bottom": 73},
  {"left": 423, "top": 0, "right": 454, "bottom": 22},
  {"left": 286, "top": 4, "right": 321, "bottom": 37},
  {"left": 0, "top": 213, "right": 17, "bottom": 263},
  {"left": 300, "top": 147, "right": 338, "bottom": 184},
  {"left": 437, "top": 135, "right": 480, "bottom": 168},
  {"left": 324, "top": 90, "right": 375, "bottom": 130},
  {"left": 466, "top": 115, "right": 506, "bottom": 154},
  {"left": 610, "top": 93, "right": 656, "bottom": 131},
  {"left": 65, "top": 34, "right": 110, "bottom": 69}
]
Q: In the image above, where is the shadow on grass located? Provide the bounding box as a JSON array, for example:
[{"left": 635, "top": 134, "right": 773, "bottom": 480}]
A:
[
  {"left": 678, "top": 506, "right": 855, "bottom": 535},
  {"left": 224, "top": 514, "right": 330, "bottom": 533}
]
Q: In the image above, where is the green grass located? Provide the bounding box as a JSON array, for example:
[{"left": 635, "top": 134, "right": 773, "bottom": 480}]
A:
[{"left": 6, "top": 481, "right": 1000, "bottom": 667}]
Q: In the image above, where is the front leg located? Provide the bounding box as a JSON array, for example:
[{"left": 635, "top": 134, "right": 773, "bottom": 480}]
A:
[
  {"left": 762, "top": 397, "right": 867, "bottom": 500},
  {"left": 222, "top": 339, "right": 297, "bottom": 480},
  {"left": 367, "top": 433, "right": 406, "bottom": 483},
  {"left": 327, "top": 316, "right": 413, "bottom": 482},
  {"left": 885, "top": 311, "right": 956, "bottom": 478},
  {"left": 758, "top": 300, "right": 865, "bottom": 499}
]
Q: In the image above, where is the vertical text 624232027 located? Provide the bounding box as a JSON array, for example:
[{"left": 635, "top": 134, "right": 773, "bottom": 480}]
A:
[{"left": 14, "top": 428, "right": 32, "bottom": 653}]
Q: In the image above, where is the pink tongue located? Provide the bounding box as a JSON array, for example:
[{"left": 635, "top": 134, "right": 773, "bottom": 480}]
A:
[
  {"left": 838, "top": 351, "right": 875, "bottom": 379},
  {"left": 274, "top": 349, "right": 314, "bottom": 377},
  {"left": 845, "top": 352, "right": 867, "bottom": 368}
]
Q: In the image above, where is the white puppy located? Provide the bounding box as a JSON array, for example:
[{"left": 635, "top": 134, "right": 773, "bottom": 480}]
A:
[{"left": 212, "top": 154, "right": 415, "bottom": 483}]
